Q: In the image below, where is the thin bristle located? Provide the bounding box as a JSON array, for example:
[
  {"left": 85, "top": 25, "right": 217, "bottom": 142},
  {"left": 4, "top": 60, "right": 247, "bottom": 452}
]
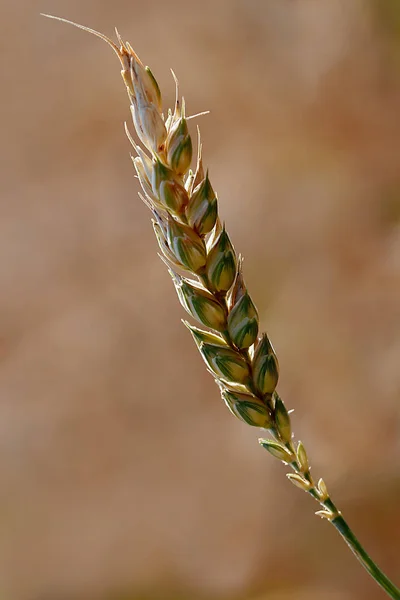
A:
[
  {"left": 196, "top": 125, "right": 202, "bottom": 165},
  {"left": 114, "top": 27, "right": 127, "bottom": 52},
  {"left": 186, "top": 110, "right": 210, "bottom": 121},
  {"left": 124, "top": 121, "right": 138, "bottom": 150},
  {"left": 170, "top": 69, "right": 180, "bottom": 122},
  {"left": 41, "top": 14, "right": 123, "bottom": 61}
]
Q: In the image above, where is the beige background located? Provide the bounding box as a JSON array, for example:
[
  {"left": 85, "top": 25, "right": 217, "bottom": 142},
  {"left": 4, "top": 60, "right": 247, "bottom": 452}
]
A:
[{"left": 1, "top": 1, "right": 400, "bottom": 599}]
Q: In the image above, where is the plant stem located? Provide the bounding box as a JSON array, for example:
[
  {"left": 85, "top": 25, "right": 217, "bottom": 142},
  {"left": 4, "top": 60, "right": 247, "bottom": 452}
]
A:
[
  {"left": 327, "top": 509, "right": 400, "bottom": 599},
  {"left": 280, "top": 443, "right": 399, "bottom": 598},
  {"left": 319, "top": 497, "right": 400, "bottom": 599}
]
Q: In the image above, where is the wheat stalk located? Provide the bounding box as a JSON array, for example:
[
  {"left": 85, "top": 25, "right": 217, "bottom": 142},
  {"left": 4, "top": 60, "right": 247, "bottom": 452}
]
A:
[{"left": 42, "top": 15, "right": 400, "bottom": 599}]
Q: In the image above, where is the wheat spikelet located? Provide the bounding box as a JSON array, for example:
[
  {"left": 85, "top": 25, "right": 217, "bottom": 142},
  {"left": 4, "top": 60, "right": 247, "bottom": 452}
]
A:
[{"left": 40, "top": 16, "right": 400, "bottom": 597}]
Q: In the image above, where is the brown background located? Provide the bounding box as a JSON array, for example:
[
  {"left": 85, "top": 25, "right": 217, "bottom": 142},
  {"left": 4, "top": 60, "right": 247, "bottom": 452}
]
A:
[{"left": 1, "top": 1, "right": 400, "bottom": 599}]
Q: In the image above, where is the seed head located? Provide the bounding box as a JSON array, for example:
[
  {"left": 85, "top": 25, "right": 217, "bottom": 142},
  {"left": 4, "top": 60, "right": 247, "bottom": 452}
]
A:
[
  {"left": 166, "top": 216, "right": 207, "bottom": 272},
  {"left": 42, "top": 14, "right": 349, "bottom": 563},
  {"left": 227, "top": 292, "right": 259, "bottom": 349},
  {"left": 130, "top": 103, "right": 167, "bottom": 155},
  {"left": 170, "top": 273, "right": 227, "bottom": 331},
  {"left": 206, "top": 228, "right": 237, "bottom": 293},
  {"left": 153, "top": 220, "right": 184, "bottom": 269},
  {"left": 273, "top": 393, "right": 292, "bottom": 444},
  {"left": 151, "top": 159, "right": 189, "bottom": 213},
  {"left": 287, "top": 473, "right": 311, "bottom": 492},
  {"left": 160, "top": 180, "right": 189, "bottom": 214},
  {"left": 317, "top": 478, "right": 329, "bottom": 502},
  {"left": 133, "top": 157, "right": 160, "bottom": 206},
  {"left": 296, "top": 441, "right": 309, "bottom": 473},
  {"left": 252, "top": 334, "right": 279, "bottom": 395},
  {"left": 259, "top": 439, "right": 294, "bottom": 462},
  {"left": 228, "top": 258, "right": 246, "bottom": 307},
  {"left": 166, "top": 116, "right": 193, "bottom": 176},
  {"left": 186, "top": 173, "right": 218, "bottom": 235},
  {"left": 183, "top": 322, "right": 227, "bottom": 348},
  {"left": 222, "top": 389, "right": 272, "bottom": 428},
  {"left": 143, "top": 65, "right": 162, "bottom": 111},
  {"left": 120, "top": 43, "right": 162, "bottom": 113},
  {"left": 199, "top": 343, "right": 250, "bottom": 384}
]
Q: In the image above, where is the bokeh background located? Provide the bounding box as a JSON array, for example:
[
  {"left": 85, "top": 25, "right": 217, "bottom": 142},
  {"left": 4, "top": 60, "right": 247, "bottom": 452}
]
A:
[{"left": 1, "top": 0, "right": 400, "bottom": 599}]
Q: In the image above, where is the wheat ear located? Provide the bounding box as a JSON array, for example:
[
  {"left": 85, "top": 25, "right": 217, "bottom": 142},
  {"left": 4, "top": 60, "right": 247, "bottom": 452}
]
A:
[{"left": 42, "top": 15, "right": 400, "bottom": 599}]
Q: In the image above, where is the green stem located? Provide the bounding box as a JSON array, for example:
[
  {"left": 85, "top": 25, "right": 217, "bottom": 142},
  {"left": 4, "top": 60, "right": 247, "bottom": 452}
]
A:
[
  {"left": 328, "top": 512, "right": 400, "bottom": 599},
  {"left": 285, "top": 448, "right": 400, "bottom": 599}
]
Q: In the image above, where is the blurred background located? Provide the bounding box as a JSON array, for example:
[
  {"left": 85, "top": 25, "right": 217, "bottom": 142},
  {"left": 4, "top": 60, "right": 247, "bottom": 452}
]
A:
[{"left": 1, "top": 0, "right": 400, "bottom": 599}]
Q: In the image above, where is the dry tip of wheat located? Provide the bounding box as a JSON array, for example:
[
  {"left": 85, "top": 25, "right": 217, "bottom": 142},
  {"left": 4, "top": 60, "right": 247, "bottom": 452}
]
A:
[{"left": 40, "top": 15, "right": 400, "bottom": 598}]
